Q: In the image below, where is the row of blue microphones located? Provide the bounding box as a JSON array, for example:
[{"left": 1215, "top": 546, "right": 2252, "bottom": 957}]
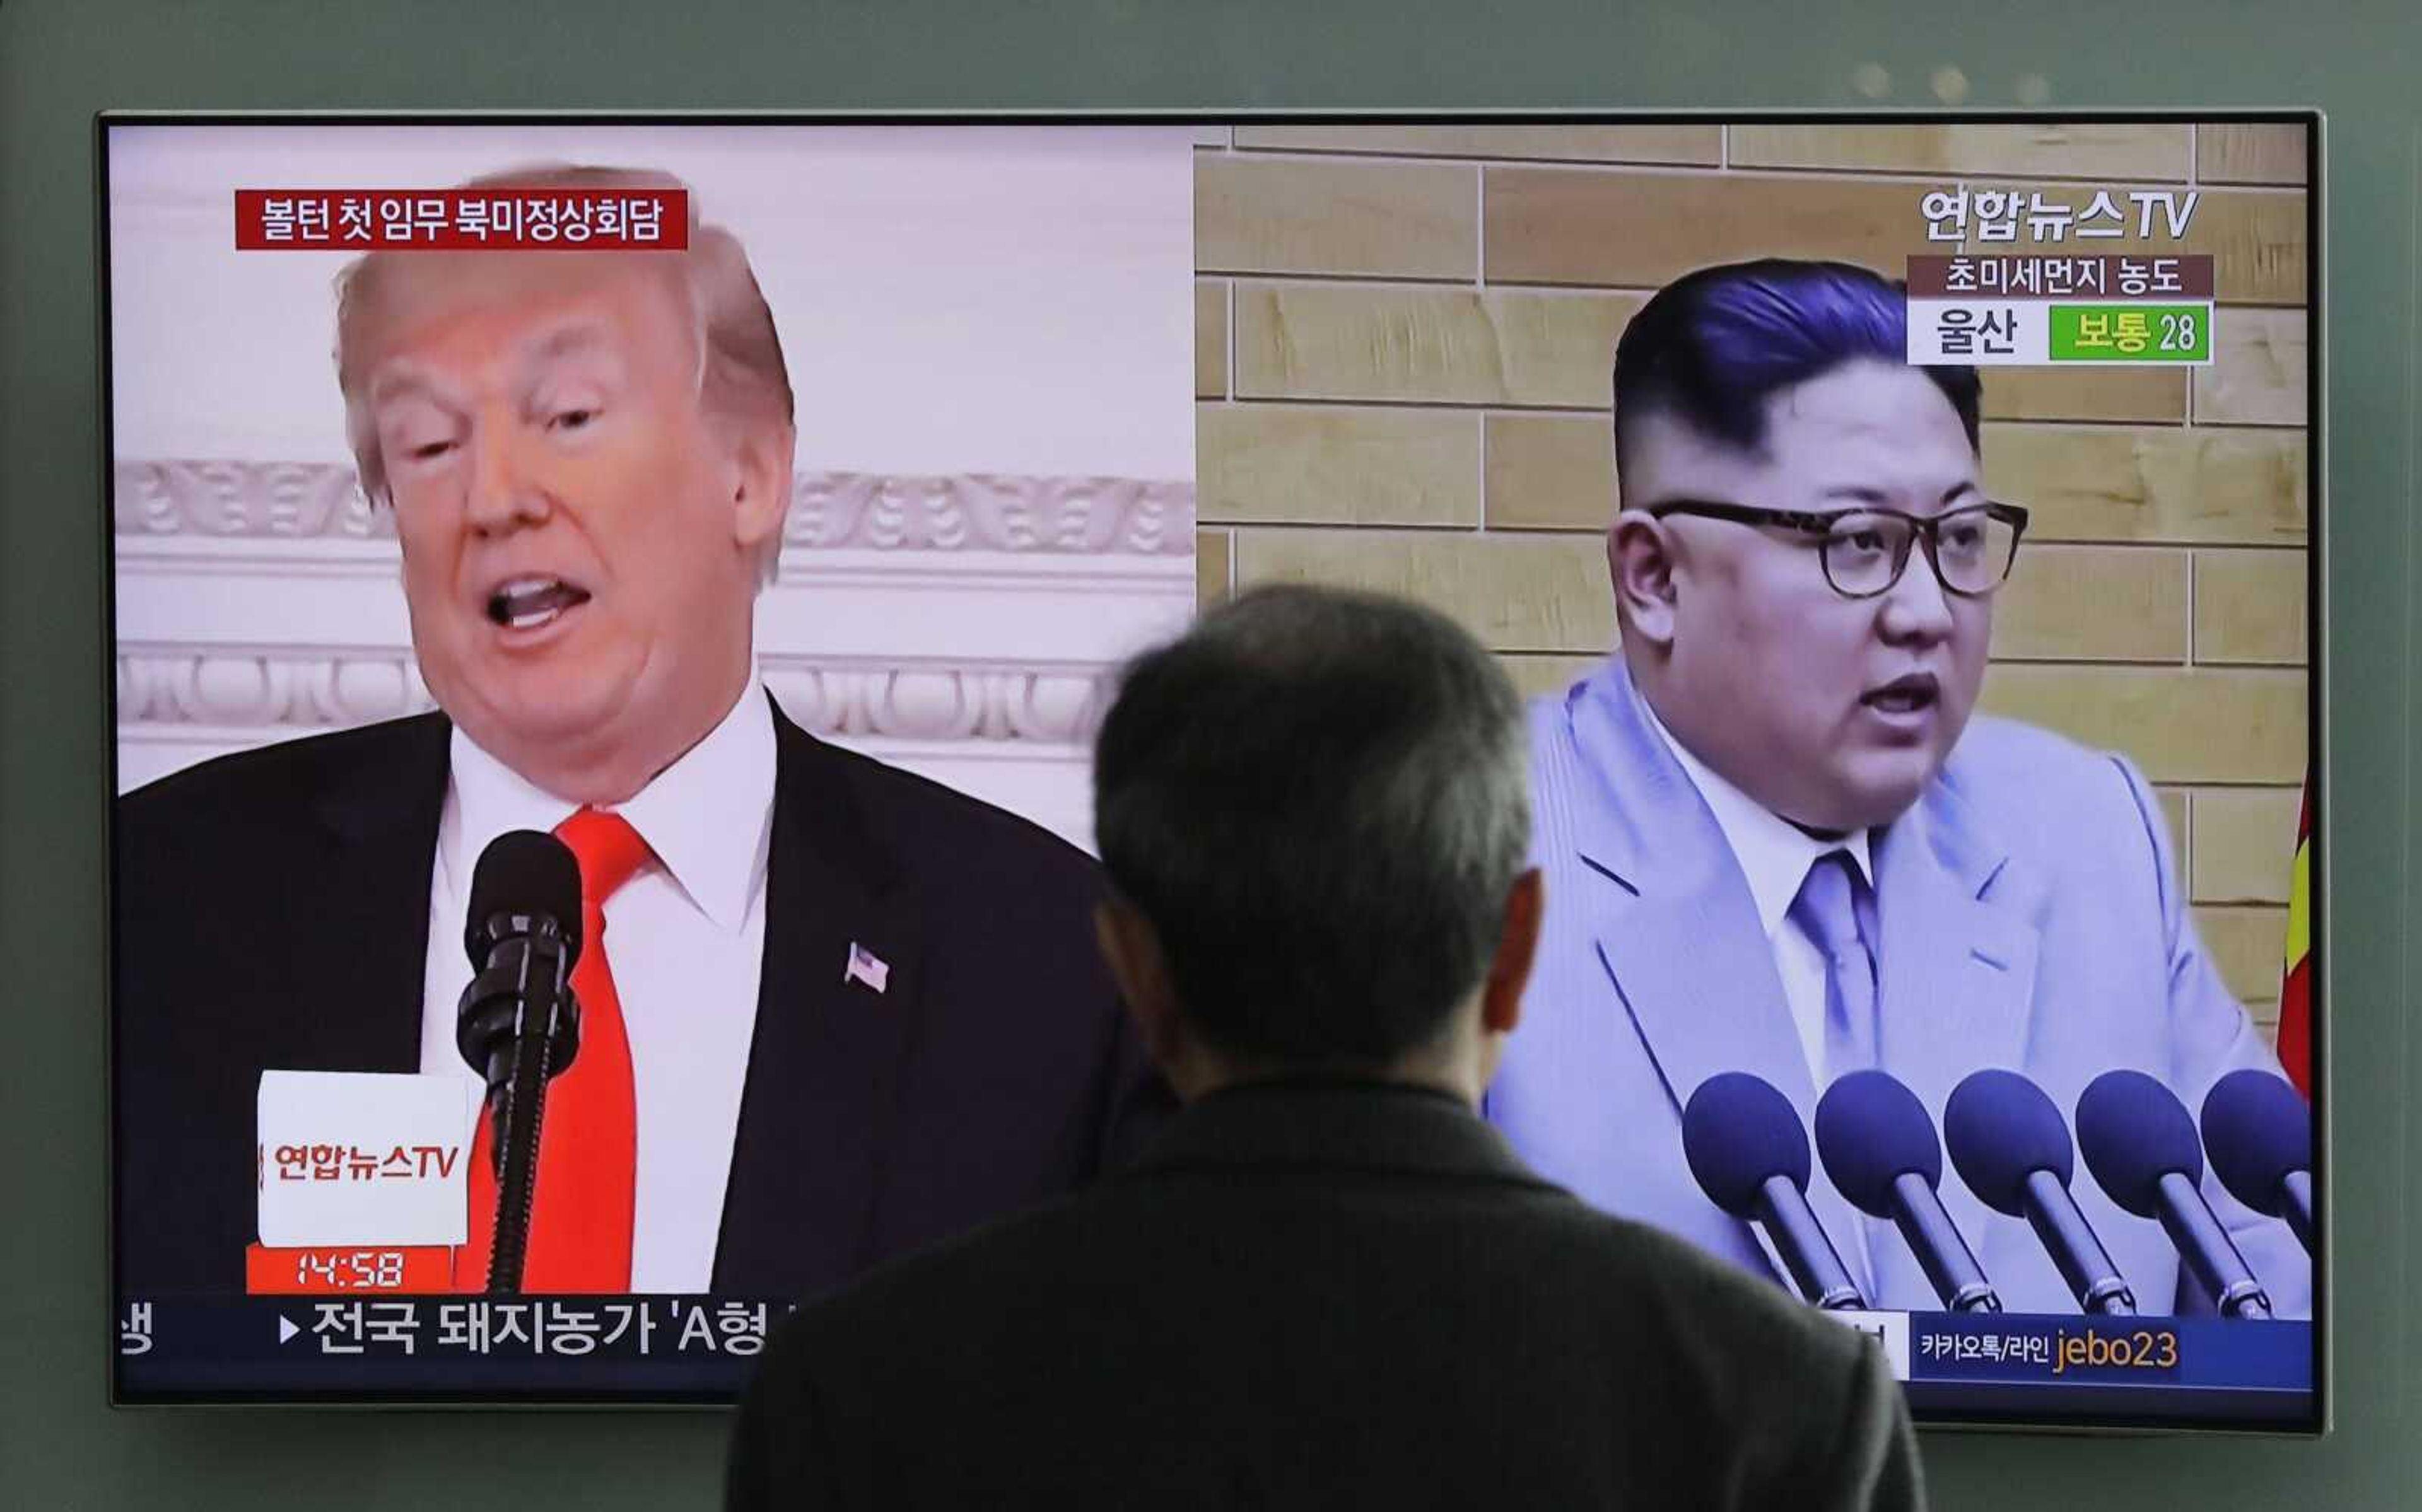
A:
[{"left": 1682, "top": 1065, "right": 2310, "bottom": 1318}]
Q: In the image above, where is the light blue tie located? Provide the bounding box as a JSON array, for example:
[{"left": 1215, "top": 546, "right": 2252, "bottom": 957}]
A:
[{"left": 1791, "top": 851, "right": 1880, "bottom": 1080}]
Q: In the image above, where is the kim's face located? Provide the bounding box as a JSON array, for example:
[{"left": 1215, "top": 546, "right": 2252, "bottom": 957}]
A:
[{"left": 1625, "top": 361, "right": 1992, "bottom": 832}]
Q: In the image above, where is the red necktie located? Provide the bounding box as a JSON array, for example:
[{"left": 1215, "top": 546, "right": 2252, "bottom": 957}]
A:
[{"left": 455, "top": 807, "right": 651, "bottom": 1293}]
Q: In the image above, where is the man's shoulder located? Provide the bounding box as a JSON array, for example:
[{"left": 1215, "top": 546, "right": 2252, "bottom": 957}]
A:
[
  {"left": 1948, "top": 710, "right": 2121, "bottom": 777},
  {"left": 1520, "top": 663, "right": 1636, "bottom": 827},
  {"left": 758, "top": 1182, "right": 1106, "bottom": 1367},
  {"left": 1523, "top": 665, "right": 1604, "bottom": 746},
  {"left": 781, "top": 721, "right": 1101, "bottom": 889},
  {"left": 1939, "top": 712, "right": 2150, "bottom": 833},
  {"left": 1531, "top": 1193, "right": 1875, "bottom": 1356},
  {"left": 117, "top": 714, "right": 447, "bottom": 839},
  {"left": 1491, "top": 1198, "right": 1889, "bottom": 1456}
]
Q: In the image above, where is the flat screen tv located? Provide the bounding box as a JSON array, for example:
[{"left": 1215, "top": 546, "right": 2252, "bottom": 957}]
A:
[{"left": 107, "top": 112, "right": 2320, "bottom": 1431}]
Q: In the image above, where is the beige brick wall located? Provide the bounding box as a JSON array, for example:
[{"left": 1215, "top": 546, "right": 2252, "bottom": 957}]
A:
[{"left": 1195, "top": 122, "right": 2311, "bottom": 1022}]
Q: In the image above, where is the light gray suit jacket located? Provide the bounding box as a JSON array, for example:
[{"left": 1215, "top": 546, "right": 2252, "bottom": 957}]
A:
[{"left": 1486, "top": 659, "right": 2310, "bottom": 1318}]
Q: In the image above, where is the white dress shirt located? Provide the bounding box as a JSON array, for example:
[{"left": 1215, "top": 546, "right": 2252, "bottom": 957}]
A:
[
  {"left": 1635, "top": 695, "right": 1875, "bottom": 1088},
  {"left": 419, "top": 682, "right": 777, "bottom": 1293}
]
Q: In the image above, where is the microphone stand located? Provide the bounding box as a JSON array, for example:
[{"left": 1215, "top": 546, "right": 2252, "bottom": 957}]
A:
[
  {"left": 2021, "top": 1171, "right": 2137, "bottom": 1315},
  {"left": 1755, "top": 1175, "right": 1866, "bottom": 1310},
  {"left": 1888, "top": 1172, "right": 2002, "bottom": 1313},
  {"left": 457, "top": 921, "right": 580, "bottom": 1295},
  {"left": 2154, "top": 1172, "right": 2273, "bottom": 1320}
]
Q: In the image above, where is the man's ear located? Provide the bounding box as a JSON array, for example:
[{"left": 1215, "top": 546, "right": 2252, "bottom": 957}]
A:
[
  {"left": 726, "top": 418, "right": 796, "bottom": 556},
  {"left": 1094, "top": 897, "right": 1185, "bottom": 1066},
  {"left": 1608, "top": 512, "right": 1681, "bottom": 649},
  {"left": 1479, "top": 868, "right": 1544, "bottom": 1040}
]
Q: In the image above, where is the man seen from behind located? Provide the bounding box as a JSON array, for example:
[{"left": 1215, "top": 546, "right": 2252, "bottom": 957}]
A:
[{"left": 727, "top": 583, "right": 1923, "bottom": 1509}]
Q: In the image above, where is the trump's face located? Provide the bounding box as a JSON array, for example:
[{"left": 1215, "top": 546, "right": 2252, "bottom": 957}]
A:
[
  {"left": 1614, "top": 359, "right": 1992, "bottom": 833},
  {"left": 363, "top": 259, "right": 788, "bottom": 801}
]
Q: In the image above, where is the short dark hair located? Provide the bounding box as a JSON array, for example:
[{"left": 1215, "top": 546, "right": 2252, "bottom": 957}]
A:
[
  {"left": 1612, "top": 259, "right": 1982, "bottom": 487},
  {"left": 1092, "top": 586, "right": 1530, "bottom": 1068}
]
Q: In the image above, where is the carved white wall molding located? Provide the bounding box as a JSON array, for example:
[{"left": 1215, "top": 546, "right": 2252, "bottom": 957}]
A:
[
  {"left": 116, "top": 650, "right": 431, "bottom": 730},
  {"left": 115, "top": 461, "right": 392, "bottom": 540},
  {"left": 113, "top": 462, "right": 1194, "bottom": 554},
  {"left": 785, "top": 473, "right": 1191, "bottom": 554},
  {"left": 115, "top": 649, "right": 1111, "bottom": 746},
  {"left": 758, "top": 662, "right": 1106, "bottom": 744},
  {"left": 113, "top": 532, "right": 1183, "bottom": 598}
]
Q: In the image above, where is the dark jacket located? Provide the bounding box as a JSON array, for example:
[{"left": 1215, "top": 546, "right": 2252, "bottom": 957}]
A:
[{"left": 727, "top": 1078, "right": 1922, "bottom": 1510}]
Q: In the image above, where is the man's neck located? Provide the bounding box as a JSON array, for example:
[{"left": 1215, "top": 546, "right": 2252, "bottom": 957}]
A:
[
  {"left": 1178, "top": 1043, "right": 1486, "bottom": 1110},
  {"left": 489, "top": 660, "right": 757, "bottom": 806},
  {"left": 1634, "top": 670, "right": 1834, "bottom": 836}
]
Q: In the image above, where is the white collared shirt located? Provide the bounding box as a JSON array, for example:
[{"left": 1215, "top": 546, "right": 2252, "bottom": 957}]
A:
[
  {"left": 418, "top": 682, "right": 777, "bottom": 1293},
  {"left": 1636, "top": 694, "right": 1875, "bottom": 1087}
]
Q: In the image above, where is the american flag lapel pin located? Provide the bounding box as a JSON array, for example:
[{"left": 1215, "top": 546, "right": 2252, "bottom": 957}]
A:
[{"left": 843, "top": 941, "right": 891, "bottom": 995}]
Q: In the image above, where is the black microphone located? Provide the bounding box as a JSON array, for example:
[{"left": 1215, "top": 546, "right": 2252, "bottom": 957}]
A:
[
  {"left": 1682, "top": 1072, "right": 1866, "bottom": 1311},
  {"left": 2076, "top": 1069, "right": 2273, "bottom": 1320},
  {"left": 2201, "top": 1069, "right": 2315, "bottom": 1253},
  {"left": 1816, "top": 1071, "right": 2001, "bottom": 1313},
  {"left": 1943, "top": 1070, "right": 2136, "bottom": 1315},
  {"left": 456, "top": 830, "right": 585, "bottom": 1295}
]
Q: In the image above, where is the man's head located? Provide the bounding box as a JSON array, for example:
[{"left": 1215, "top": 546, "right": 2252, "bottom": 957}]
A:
[
  {"left": 1608, "top": 259, "right": 1999, "bottom": 834},
  {"left": 1090, "top": 586, "right": 1543, "bottom": 1106},
  {"left": 334, "top": 165, "right": 797, "bottom": 803}
]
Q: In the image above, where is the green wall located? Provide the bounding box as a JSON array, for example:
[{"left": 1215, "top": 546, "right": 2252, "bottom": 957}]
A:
[{"left": 3, "top": 2, "right": 2411, "bottom": 1504}]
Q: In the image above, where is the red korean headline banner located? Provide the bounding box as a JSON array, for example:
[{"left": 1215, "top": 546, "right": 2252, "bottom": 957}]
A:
[{"left": 234, "top": 189, "right": 688, "bottom": 250}]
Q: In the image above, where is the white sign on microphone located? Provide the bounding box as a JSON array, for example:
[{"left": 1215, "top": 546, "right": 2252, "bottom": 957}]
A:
[
  {"left": 1823, "top": 1309, "right": 1913, "bottom": 1381},
  {"left": 255, "top": 1071, "right": 481, "bottom": 1247}
]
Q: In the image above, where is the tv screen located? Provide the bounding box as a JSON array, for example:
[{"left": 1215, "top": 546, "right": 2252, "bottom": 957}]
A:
[
  {"left": 109, "top": 112, "right": 2319, "bottom": 1431},
  {"left": 105, "top": 117, "right": 1200, "bottom": 1403}
]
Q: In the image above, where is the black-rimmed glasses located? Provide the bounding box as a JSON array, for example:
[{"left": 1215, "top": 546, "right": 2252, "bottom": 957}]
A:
[{"left": 1643, "top": 499, "right": 2032, "bottom": 600}]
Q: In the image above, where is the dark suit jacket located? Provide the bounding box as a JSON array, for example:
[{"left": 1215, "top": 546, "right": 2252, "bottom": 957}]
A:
[
  {"left": 727, "top": 1079, "right": 1922, "bottom": 1511},
  {"left": 112, "top": 697, "right": 1171, "bottom": 1299}
]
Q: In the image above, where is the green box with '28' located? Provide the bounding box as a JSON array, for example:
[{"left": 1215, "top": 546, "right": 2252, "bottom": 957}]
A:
[{"left": 2046, "top": 302, "right": 2214, "bottom": 363}]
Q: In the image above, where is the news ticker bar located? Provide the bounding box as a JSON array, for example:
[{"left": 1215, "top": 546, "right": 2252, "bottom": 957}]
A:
[
  {"left": 1826, "top": 1309, "right": 2309, "bottom": 1392},
  {"left": 121, "top": 1294, "right": 793, "bottom": 1360},
  {"left": 117, "top": 1294, "right": 795, "bottom": 1399},
  {"left": 116, "top": 1298, "right": 2312, "bottom": 1410}
]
